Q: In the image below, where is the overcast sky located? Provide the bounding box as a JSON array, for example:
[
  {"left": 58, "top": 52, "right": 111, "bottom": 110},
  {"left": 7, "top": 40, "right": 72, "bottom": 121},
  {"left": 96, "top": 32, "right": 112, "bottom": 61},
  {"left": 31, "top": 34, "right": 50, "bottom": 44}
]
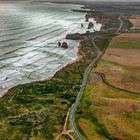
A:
[
  {"left": 46, "top": 0, "right": 140, "bottom": 2},
  {"left": 37, "top": 0, "right": 140, "bottom": 3},
  {"left": 15, "top": 0, "right": 139, "bottom": 1},
  {"left": 0, "top": 0, "right": 140, "bottom": 1}
]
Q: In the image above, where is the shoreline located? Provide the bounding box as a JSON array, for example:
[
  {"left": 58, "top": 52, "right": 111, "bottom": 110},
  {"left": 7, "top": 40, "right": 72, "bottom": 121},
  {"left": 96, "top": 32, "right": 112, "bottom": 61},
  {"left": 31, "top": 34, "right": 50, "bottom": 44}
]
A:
[
  {"left": 0, "top": 4, "right": 108, "bottom": 137},
  {"left": 1, "top": 2, "right": 140, "bottom": 139},
  {"left": 0, "top": 43, "right": 83, "bottom": 98},
  {"left": 29, "top": 44, "right": 83, "bottom": 83}
]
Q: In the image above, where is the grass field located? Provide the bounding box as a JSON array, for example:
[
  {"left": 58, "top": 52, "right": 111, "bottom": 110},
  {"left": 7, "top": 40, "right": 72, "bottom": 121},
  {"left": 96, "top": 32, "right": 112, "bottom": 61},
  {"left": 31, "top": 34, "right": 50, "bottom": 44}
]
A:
[
  {"left": 76, "top": 73, "right": 140, "bottom": 140},
  {"left": 95, "top": 33, "right": 140, "bottom": 93},
  {"left": 76, "top": 32, "right": 140, "bottom": 140}
]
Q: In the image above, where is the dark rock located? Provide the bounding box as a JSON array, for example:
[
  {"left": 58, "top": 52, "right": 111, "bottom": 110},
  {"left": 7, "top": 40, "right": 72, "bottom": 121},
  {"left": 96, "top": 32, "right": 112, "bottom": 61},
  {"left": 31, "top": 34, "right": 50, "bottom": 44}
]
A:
[
  {"left": 58, "top": 41, "right": 61, "bottom": 47},
  {"left": 61, "top": 42, "right": 68, "bottom": 49},
  {"left": 66, "top": 33, "right": 84, "bottom": 40},
  {"left": 72, "top": 9, "right": 94, "bottom": 13},
  {"left": 88, "top": 22, "right": 94, "bottom": 29},
  {"left": 85, "top": 14, "right": 90, "bottom": 22}
]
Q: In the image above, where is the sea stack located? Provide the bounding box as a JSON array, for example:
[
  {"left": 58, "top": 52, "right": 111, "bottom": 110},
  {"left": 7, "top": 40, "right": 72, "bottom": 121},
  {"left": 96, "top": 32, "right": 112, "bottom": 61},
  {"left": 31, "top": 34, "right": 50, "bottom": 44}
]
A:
[
  {"left": 58, "top": 41, "right": 61, "bottom": 47},
  {"left": 85, "top": 14, "right": 90, "bottom": 22},
  {"left": 88, "top": 22, "right": 94, "bottom": 29},
  {"left": 61, "top": 42, "right": 68, "bottom": 49}
]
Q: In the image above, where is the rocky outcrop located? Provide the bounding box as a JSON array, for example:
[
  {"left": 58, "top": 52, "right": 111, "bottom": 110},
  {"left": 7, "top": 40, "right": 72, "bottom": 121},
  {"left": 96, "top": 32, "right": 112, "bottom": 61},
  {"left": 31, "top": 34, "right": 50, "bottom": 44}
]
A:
[
  {"left": 88, "top": 22, "right": 94, "bottom": 29},
  {"left": 61, "top": 42, "right": 68, "bottom": 49},
  {"left": 66, "top": 33, "right": 85, "bottom": 40},
  {"left": 58, "top": 41, "right": 61, "bottom": 47},
  {"left": 71, "top": 9, "right": 95, "bottom": 13},
  {"left": 85, "top": 14, "right": 90, "bottom": 22}
]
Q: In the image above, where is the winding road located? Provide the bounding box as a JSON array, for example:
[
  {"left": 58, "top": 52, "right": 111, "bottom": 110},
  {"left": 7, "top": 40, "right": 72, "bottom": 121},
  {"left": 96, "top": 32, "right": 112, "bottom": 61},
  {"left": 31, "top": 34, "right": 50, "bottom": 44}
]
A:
[
  {"left": 116, "top": 15, "right": 124, "bottom": 34},
  {"left": 70, "top": 37, "right": 102, "bottom": 140},
  {"left": 69, "top": 15, "right": 124, "bottom": 140}
]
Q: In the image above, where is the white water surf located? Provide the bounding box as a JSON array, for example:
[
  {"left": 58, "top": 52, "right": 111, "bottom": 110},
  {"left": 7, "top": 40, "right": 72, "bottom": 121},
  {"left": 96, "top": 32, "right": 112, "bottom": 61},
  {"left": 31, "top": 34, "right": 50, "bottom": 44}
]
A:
[{"left": 0, "top": 2, "right": 101, "bottom": 96}]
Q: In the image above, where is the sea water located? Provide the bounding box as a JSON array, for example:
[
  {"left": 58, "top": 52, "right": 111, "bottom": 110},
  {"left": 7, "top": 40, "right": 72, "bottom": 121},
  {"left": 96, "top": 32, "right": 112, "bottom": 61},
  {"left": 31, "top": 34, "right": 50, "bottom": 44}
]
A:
[{"left": 0, "top": 2, "right": 101, "bottom": 96}]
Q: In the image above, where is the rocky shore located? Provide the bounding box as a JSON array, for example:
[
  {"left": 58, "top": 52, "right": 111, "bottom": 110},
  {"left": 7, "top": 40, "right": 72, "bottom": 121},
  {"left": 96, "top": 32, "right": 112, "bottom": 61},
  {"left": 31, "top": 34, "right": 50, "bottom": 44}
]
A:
[{"left": 66, "top": 33, "right": 86, "bottom": 40}]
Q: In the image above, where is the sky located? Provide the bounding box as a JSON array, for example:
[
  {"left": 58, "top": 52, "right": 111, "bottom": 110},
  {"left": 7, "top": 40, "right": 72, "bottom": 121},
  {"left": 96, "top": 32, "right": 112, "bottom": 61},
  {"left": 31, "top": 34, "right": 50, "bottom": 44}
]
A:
[
  {"left": 0, "top": 0, "right": 140, "bottom": 1},
  {"left": 0, "top": 0, "right": 140, "bottom": 3},
  {"left": 40, "top": 0, "right": 140, "bottom": 2},
  {"left": 37, "top": 0, "right": 140, "bottom": 2}
]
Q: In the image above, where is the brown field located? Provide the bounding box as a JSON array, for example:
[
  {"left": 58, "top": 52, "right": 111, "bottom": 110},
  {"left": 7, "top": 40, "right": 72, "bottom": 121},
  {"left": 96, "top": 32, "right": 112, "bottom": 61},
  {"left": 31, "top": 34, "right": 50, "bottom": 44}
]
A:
[
  {"left": 129, "top": 16, "right": 140, "bottom": 29},
  {"left": 115, "top": 32, "right": 140, "bottom": 39},
  {"left": 76, "top": 73, "right": 140, "bottom": 140},
  {"left": 94, "top": 33, "right": 140, "bottom": 93},
  {"left": 103, "top": 48, "right": 140, "bottom": 67}
]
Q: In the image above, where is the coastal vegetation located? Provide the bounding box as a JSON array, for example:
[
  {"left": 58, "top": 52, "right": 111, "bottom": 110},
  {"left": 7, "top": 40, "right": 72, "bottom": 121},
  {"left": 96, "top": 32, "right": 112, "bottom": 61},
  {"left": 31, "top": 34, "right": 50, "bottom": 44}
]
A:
[{"left": 0, "top": 36, "right": 100, "bottom": 139}]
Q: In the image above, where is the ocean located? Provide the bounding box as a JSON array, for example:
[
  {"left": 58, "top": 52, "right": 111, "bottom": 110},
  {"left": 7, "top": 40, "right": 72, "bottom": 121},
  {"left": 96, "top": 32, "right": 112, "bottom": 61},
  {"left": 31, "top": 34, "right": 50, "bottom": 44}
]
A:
[{"left": 0, "top": 2, "right": 101, "bottom": 96}]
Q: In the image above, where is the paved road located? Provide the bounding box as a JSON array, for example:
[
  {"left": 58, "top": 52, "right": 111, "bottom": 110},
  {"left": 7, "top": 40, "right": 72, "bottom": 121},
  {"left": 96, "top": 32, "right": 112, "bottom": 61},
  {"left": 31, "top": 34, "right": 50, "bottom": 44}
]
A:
[
  {"left": 70, "top": 37, "right": 102, "bottom": 140},
  {"left": 70, "top": 15, "right": 124, "bottom": 140},
  {"left": 116, "top": 15, "right": 123, "bottom": 34}
]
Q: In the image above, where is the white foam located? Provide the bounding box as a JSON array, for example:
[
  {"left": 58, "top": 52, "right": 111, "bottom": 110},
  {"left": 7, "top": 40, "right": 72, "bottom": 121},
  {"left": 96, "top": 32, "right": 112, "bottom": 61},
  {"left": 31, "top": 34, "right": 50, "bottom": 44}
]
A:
[{"left": 0, "top": 2, "right": 101, "bottom": 96}]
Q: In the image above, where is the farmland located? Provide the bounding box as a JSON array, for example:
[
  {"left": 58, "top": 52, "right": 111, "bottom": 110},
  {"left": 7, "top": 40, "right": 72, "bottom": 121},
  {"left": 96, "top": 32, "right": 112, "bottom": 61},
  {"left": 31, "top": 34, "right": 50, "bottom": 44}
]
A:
[
  {"left": 129, "top": 15, "right": 140, "bottom": 29},
  {"left": 76, "top": 32, "right": 140, "bottom": 140},
  {"left": 95, "top": 33, "right": 140, "bottom": 93}
]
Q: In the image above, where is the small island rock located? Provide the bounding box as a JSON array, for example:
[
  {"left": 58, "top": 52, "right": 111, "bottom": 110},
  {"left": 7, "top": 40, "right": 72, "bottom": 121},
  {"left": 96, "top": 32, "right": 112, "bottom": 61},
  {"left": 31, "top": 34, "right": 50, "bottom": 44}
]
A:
[
  {"left": 58, "top": 41, "right": 61, "bottom": 47},
  {"left": 61, "top": 42, "right": 68, "bottom": 49},
  {"left": 85, "top": 14, "right": 90, "bottom": 22}
]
